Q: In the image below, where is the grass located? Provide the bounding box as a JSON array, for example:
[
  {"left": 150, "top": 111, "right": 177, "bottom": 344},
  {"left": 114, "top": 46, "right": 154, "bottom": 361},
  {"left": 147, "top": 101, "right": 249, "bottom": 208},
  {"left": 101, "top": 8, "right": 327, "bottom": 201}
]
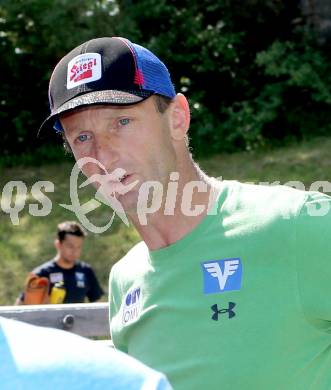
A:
[{"left": 1, "top": 136, "right": 331, "bottom": 305}]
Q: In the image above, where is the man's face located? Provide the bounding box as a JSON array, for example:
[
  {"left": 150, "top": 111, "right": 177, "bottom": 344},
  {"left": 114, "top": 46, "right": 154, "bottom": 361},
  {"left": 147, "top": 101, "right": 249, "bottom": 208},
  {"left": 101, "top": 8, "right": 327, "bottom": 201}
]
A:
[
  {"left": 56, "top": 234, "right": 84, "bottom": 264},
  {"left": 60, "top": 97, "right": 177, "bottom": 214}
]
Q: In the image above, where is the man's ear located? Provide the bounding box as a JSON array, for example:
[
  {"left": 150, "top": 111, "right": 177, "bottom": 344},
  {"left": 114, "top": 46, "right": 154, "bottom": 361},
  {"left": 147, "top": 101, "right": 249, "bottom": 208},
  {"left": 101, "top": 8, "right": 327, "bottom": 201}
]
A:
[
  {"left": 54, "top": 239, "right": 60, "bottom": 251},
  {"left": 169, "top": 93, "right": 190, "bottom": 141}
]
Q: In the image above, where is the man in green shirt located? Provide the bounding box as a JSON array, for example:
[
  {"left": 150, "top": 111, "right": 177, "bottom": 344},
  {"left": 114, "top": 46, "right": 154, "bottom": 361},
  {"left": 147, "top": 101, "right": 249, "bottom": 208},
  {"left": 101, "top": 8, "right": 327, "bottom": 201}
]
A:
[{"left": 40, "top": 37, "right": 331, "bottom": 389}]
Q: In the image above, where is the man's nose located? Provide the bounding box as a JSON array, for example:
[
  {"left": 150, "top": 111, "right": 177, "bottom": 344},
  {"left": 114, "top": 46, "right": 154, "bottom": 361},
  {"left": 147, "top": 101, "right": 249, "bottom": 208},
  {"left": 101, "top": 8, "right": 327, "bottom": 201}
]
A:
[{"left": 95, "top": 137, "right": 119, "bottom": 171}]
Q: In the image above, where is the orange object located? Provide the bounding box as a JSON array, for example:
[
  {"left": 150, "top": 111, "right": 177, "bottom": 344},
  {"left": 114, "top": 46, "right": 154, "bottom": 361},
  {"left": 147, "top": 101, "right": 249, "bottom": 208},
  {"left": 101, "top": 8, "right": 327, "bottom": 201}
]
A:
[{"left": 23, "top": 273, "right": 50, "bottom": 305}]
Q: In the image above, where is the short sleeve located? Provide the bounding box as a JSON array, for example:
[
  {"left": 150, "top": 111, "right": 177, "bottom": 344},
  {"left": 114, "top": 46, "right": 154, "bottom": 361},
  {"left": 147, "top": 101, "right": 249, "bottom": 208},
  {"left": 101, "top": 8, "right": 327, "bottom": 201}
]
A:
[
  {"left": 296, "top": 191, "right": 331, "bottom": 325},
  {"left": 109, "top": 266, "right": 120, "bottom": 317},
  {"left": 32, "top": 268, "right": 48, "bottom": 278},
  {"left": 109, "top": 265, "right": 128, "bottom": 353}
]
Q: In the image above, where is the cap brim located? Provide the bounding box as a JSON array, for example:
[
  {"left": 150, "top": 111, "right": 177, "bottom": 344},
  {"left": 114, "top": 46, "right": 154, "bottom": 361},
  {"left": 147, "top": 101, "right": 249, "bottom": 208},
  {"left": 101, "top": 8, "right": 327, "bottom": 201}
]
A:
[{"left": 38, "top": 89, "right": 154, "bottom": 137}]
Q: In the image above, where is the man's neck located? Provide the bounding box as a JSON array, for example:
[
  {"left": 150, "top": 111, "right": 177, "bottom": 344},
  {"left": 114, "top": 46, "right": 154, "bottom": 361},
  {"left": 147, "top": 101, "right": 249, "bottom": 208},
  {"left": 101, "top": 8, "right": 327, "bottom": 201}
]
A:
[
  {"left": 55, "top": 255, "right": 76, "bottom": 269},
  {"left": 129, "top": 163, "right": 220, "bottom": 250}
]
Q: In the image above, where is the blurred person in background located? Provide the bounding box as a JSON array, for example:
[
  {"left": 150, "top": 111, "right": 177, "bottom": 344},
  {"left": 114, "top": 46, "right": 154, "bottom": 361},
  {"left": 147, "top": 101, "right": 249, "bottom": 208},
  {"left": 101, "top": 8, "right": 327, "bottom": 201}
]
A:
[{"left": 16, "top": 221, "right": 103, "bottom": 305}]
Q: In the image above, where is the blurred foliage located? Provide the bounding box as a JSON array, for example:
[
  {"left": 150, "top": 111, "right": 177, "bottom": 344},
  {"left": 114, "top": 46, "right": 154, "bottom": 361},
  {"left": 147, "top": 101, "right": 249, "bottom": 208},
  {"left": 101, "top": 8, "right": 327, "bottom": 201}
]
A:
[
  {"left": 1, "top": 0, "right": 331, "bottom": 162},
  {"left": 0, "top": 0, "right": 118, "bottom": 160},
  {"left": 224, "top": 36, "right": 331, "bottom": 151},
  {"left": 0, "top": 144, "right": 74, "bottom": 167}
]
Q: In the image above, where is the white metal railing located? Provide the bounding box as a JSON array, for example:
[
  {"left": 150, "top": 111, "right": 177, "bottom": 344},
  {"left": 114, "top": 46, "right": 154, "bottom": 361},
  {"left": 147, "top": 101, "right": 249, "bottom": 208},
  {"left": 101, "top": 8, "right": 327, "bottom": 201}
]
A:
[{"left": 0, "top": 302, "right": 110, "bottom": 338}]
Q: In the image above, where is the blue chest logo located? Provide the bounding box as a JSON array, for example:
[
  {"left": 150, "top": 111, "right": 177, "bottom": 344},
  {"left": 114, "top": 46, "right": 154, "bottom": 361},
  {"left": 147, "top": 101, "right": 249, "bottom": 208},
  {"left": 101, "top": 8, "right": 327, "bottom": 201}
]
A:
[
  {"left": 122, "top": 287, "right": 142, "bottom": 326},
  {"left": 202, "top": 258, "right": 242, "bottom": 294}
]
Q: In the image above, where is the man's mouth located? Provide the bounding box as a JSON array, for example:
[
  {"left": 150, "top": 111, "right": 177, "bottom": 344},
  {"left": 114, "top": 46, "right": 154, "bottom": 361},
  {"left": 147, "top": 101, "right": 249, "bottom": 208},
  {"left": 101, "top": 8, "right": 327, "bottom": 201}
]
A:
[
  {"left": 79, "top": 168, "right": 137, "bottom": 195},
  {"left": 110, "top": 168, "right": 128, "bottom": 183},
  {"left": 105, "top": 172, "right": 137, "bottom": 195},
  {"left": 119, "top": 173, "right": 130, "bottom": 184}
]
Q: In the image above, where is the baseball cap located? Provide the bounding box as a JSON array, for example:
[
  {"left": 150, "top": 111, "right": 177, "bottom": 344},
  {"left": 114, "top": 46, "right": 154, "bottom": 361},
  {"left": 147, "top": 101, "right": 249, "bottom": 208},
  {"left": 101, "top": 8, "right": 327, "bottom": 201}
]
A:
[{"left": 39, "top": 37, "right": 176, "bottom": 134}]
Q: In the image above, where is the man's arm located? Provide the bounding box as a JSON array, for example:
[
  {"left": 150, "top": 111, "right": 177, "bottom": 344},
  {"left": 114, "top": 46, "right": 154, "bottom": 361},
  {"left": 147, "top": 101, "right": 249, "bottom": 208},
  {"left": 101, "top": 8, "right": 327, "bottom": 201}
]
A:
[{"left": 14, "top": 293, "right": 24, "bottom": 305}]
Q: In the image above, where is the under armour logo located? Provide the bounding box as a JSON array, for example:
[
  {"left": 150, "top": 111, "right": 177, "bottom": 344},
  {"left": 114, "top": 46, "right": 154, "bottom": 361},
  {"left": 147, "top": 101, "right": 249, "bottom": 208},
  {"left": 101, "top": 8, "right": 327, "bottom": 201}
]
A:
[{"left": 211, "top": 302, "right": 236, "bottom": 321}]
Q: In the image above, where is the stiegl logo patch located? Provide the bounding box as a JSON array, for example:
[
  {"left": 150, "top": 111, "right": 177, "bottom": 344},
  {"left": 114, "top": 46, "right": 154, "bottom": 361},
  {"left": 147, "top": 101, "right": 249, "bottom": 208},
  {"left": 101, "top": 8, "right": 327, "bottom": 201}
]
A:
[
  {"left": 122, "top": 287, "right": 142, "bottom": 326},
  {"left": 67, "top": 53, "right": 102, "bottom": 89}
]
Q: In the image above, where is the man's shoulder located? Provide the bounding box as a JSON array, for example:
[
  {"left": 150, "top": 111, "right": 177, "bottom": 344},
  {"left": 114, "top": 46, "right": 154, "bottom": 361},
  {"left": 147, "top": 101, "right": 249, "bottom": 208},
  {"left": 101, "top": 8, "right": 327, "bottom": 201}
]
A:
[
  {"left": 32, "top": 259, "right": 58, "bottom": 274},
  {"left": 219, "top": 181, "right": 331, "bottom": 235},
  {"left": 295, "top": 190, "right": 331, "bottom": 237},
  {"left": 115, "top": 241, "right": 148, "bottom": 267},
  {"left": 297, "top": 189, "right": 331, "bottom": 218},
  {"left": 74, "top": 260, "right": 93, "bottom": 271},
  {"left": 111, "top": 241, "right": 149, "bottom": 278},
  {"left": 222, "top": 180, "right": 309, "bottom": 218}
]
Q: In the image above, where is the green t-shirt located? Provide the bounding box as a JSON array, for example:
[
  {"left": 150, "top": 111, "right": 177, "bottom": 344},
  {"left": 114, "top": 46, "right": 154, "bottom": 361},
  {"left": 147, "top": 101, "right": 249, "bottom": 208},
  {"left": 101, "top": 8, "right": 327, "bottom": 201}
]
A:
[{"left": 109, "top": 181, "right": 331, "bottom": 390}]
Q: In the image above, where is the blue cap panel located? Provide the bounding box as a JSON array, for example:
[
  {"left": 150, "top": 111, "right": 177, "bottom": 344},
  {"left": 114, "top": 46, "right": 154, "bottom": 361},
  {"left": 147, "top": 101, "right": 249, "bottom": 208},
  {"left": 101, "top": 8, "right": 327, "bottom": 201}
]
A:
[{"left": 131, "top": 43, "right": 176, "bottom": 98}]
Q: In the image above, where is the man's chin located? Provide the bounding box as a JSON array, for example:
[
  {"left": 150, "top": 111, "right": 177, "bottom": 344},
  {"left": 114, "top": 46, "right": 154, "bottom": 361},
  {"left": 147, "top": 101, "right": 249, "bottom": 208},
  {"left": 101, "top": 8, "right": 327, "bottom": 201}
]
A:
[
  {"left": 63, "top": 259, "right": 77, "bottom": 265},
  {"left": 116, "top": 192, "right": 139, "bottom": 214}
]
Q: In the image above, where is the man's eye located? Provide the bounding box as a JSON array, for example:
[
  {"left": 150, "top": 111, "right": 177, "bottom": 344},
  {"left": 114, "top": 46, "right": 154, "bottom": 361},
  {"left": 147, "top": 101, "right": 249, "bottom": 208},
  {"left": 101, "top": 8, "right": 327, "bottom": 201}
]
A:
[
  {"left": 119, "top": 118, "right": 130, "bottom": 126},
  {"left": 77, "top": 134, "right": 89, "bottom": 142}
]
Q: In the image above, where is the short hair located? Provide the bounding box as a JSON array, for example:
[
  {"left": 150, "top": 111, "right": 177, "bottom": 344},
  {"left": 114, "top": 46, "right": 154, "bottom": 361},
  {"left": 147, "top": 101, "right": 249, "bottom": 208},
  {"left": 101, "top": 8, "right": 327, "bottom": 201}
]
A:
[
  {"left": 153, "top": 94, "right": 173, "bottom": 113},
  {"left": 57, "top": 221, "right": 87, "bottom": 242}
]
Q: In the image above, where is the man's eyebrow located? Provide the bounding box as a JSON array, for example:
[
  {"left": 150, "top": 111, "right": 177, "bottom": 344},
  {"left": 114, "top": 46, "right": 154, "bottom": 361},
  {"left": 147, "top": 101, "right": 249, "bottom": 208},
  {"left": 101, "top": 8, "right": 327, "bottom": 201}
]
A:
[
  {"left": 90, "top": 105, "right": 139, "bottom": 119},
  {"left": 104, "top": 107, "right": 138, "bottom": 116},
  {"left": 107, "top": 104, "right": 138, "bottom": 110},
  {"left": 62, "top": 104, "right": 138, "bottom": 120}
]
